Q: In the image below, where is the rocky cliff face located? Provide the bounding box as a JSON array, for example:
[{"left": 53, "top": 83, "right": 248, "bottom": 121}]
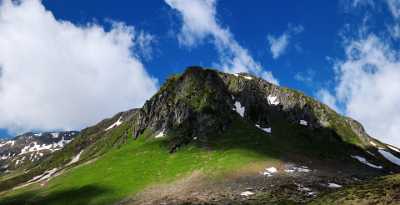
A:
[
  {"left": 121, "top": 67, "right": 375, "bottom": 152},
  {"left": 16, "top": 66, "right": 399, "bottom": 171}
]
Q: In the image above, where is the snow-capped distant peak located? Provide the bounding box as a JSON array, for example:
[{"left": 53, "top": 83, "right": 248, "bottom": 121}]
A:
[
  {"left": 51, "top": 132, "right": 59, "bottom": 138},
  {"left": 0, "top": 140, "right": 15, "bottom": 148},
  {"left": 34, "top": 133, "right": 43, "bottom": 137}
]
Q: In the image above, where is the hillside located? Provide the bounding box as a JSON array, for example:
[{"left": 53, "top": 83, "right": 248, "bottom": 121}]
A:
[{"left": 0, "top": 67, "right": 399, "bottom": 205}]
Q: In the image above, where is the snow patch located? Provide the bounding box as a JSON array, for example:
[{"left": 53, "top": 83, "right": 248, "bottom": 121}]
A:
[
  {"left": 370, "top": 141, "right": 378, "bottom": 147},
  {"left": 105, "top": 116, "right": 123, "bottom": 131},
  {"left": 267, "top": 95, "right": 279, "bottom": 105},
  {"left": 155, "top": 130, "right": 165, "bottom": 139},
  {"left": 388, "top": 145, "right": 400, "bottom": 153},
  {"left": 256, "top": 124, "right": 271, "bottom": 133},
  {"left": 27, "top": 168, "right": 58, "bottom": 184},
  {"left": 234, "top": 101, "right": 245, "bottom": 117},
  {"left": 51, "top": 132, "right": 59, "bottom": 138},
  {"left": 327, "top": 183, "right": 342, "bottom": 188},
  {"left": 295, "top": 183, "right": 315, "bottom": 196},
  {"left": 351, "top": 155, "right": 383, "bottom": 169},
  {"left": 262, "top": 167, "right": 278, "bottom": 177},
  {"left": 284, "top": 165, "right": 311, "bottom": 173},
  {"left": 67, "top": 150, "right": 84, "bottom": 166},
  {"left": 234, "top": 73, "right": 253, "bottom": 80},
  {"left": 240, "top": 191, "right": 255, "bottom": 197},
  {"left": 378, "top": 149, "right": 400, "bottom": 166},
  {"left": 300, "top": 120, "right": 308, "bottom": 126}
]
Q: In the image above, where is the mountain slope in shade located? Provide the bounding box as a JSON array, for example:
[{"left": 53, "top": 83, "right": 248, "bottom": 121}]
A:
[{"left": 0, "top": 67, "right": 399, "bottom": 205}]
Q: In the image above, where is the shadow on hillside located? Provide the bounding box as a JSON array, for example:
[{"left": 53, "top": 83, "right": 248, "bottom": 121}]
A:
[
  {"left": 0, "top": 184, "right": 110, "bottom": 205},
  {"left": 166, "top": 105, "right": 397, "bottom": 175}
]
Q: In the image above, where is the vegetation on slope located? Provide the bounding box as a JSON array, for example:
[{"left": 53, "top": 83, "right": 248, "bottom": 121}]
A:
[
  {"left": 0, "top": 119, "right": 279, "bottom": 205},
  {"left": 0, "top": 67, "right": 397, "bottom": 205},
  {"left": 309, "top": 174, "right": 400, "bottom": 205},
  {"left": 0, "top": 109, "right": 387, "bottom": 205}
]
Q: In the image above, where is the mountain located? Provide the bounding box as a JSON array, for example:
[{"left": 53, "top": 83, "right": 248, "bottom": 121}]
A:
[
  {"left": 0, "top": 67, "right": 399, "bottom": 205},
  {"left": 0, "top": 131, "right": 79, "bottom": 173}
]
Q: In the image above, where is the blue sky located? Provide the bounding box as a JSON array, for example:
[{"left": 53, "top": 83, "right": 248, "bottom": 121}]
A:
[
  {"left": 41, "top": 0, "right": 341, "bottom": 93},
  {"left": 0, "top": 0, "right": 400, "bottom": 147}
]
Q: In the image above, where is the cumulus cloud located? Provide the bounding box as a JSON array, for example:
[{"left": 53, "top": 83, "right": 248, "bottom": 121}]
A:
[
  {"left": 332, "top": 35, "right": 400, "bottom": 146},
  {"left": 318, "top": 0, "right": 400, "bottom": 147},
  {"left": 316, "top": 89, "right": 340, "bottom": 113},
  {"left": 164, "top": 0, "right": 279, "bottom": 85},
  {"left": 267, "top": 24, "right": 303, "bottom": 59},
  {"left": 324, "top": 34, "right": 400, "bottom": 147},
  {"left": 0, "top": 0, "right": 158, "bottom": 134},
  {"left": 267, "top": 34, "right": 288, "bottom": 59}
]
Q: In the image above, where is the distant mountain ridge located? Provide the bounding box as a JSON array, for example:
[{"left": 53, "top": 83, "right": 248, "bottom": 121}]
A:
[{"left": 0, "top": 131, "right": 79, "bottom": 172}]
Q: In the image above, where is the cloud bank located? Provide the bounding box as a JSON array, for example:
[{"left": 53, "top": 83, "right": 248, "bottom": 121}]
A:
[
  {"left": 334, "top": 35, "right": 400, "bottom": 147},
  {"left": 0, "top": 0, "right": 157, "bottom": 134},
  {"left": 164, "top": 0, "right": 279, "bottom": 85},
  {"left": 321, "top": 0, "right": 400, "bottom": 147}
]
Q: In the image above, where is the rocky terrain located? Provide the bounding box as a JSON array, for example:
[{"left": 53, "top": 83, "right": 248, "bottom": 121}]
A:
[{"left": 0, "top": 67, "right": 399, "bottom": 205}]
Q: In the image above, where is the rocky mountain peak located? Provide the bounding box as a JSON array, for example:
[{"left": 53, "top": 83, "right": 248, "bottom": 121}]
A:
[{"left": 120, "top": 67, "right": 377, "bottom": 154}]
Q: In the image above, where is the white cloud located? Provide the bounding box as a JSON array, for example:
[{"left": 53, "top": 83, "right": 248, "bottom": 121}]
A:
[
  {"left": 267, "top": 34, "right": 289, "bottom": 59},
  {"left": 316, "top": 89, "right": 340, "bottom": 113},
  {"left": 267, "top": 25, "right": 303, "bottom": 59},
  {"left": 331, "top": 35, "right": 400, "bottom": 147},
  {"left": 164, "top": 0, "right": 279, "bottom": 85},
  {"left": 387, "top": 0, "right": 400, "bottom": 19},
  {"left": 0, "top": 0, "right": 158, "bottom": 133}
]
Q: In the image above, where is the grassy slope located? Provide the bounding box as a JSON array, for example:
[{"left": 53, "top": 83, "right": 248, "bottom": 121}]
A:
[
  {"left": 0, "top": 111, "right": 380, "bottom": 205},
  {"left": 0, "top": 119, "right": 279, "bottom": 205},
  {"left": 309, "top": 174, "right": 400, "bottom": 205}
]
